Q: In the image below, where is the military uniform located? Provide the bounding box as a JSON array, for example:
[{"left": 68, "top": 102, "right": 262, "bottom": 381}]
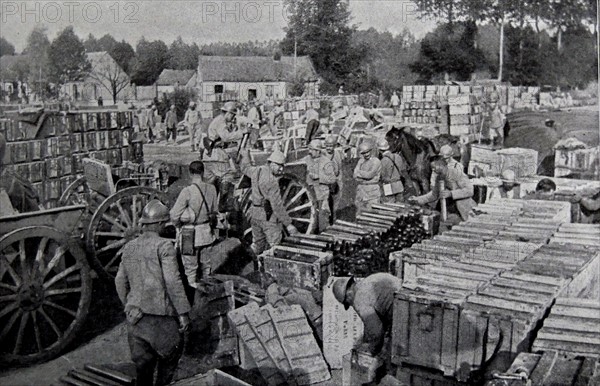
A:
[
  {"left": 353, "top": 157, "right": 382, "bottom": 215},
  {"left": 301, "top": 109, "right": 321, "bottom": 142},
  {"left": 352, "top": 273, "right": 402, "bottom": 355},
  {"left": 380, "top": 151, "right": 407, "bottom": 203},
  {"left": 170, "top": 181, "right": 218, "bottom": 286},
  {"left": 115, "top": 232, "right": 190, "bottom": 386},
  {"left": 304, "top": 153, "right": 339, "bottom": 231},
  {"left": 416, "top": 167, "right": 475, "bottom": 221},
  {"left": 241, "top": 161, "right": 292, "bottom": 255},
  {"left": 430, "top": 158, "right": 463, "bottom": 190},
  {"left": 184, "top": 107, "right": 201, "bottom": 150},
  {"left": 204, "top": 114, "right": 243, "bottom": 185}
]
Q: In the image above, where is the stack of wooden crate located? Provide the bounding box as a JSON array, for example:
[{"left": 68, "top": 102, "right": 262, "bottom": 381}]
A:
[
  {"left": 1, "top": 111, "right": 133, "bottom": 208},
  {"left": 400, "top": 101, "right": 445, "bottom": 125},
  {"left": 447, "top": 94, "right": 481, "bottom": 137},
  {"left": 532, "top": 297, "right": 600, "bottom": 357},
  {"left": 388, "top": 198, "right": 594, "bottom": 382},
  {"left": 282, "top": 99, "right": 323, "bottom": 128}
]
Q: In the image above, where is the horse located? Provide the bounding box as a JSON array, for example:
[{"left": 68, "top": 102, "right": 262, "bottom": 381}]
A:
[{"left": 386, "top": 127, "right": 435, "bottom": 195}]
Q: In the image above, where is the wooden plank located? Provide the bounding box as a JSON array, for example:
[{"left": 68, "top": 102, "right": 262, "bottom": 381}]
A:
[
  {"left": 551, "top": 305, "right": 600, "bottom": 319},
  {"left": 478, "top": 286, "right": 552, "bottom": 305},
  {"left": 555, "top": 297, "right": 600, "bottom": 309},
  {"left": 466, "top": 295, "right": 541, "bottom": 314},
  {"left": 543, "top": 317, "right": 600, "bottom": 333},
  {"left": 501, "top": 271, "right": 566, "bottom": 287},
  {"left": 490, "top": 277, "right": 559, "bottom": 295},
  {"left": 528, "top": 349, "right": 558, "bottom": 385},
  {"left": 574, "top": 357, "right": 599, "bottom": 386},
  {"left": 440, "top": 304, "right": 458, "bottom": 374}
]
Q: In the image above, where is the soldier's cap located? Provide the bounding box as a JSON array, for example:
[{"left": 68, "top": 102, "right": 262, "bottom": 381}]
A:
[
  {"left": 189, "top": 101, "right": 196, "bottom": 107},
  {"left": 377, "top": 138, "right": 390, "bottom": 151},
  {"left": 309, "top": 140, "right": 322, "bottom": 150},
  {"left": 324, "top": 135, "right": 338, "bottom": 146},
  {"left": 221, "top": 101, "right": 237, "bottom": 114},
  {"left": 267, "top": 151, "right": 286, "bottom": 165},
  {"left": 501, "top": 169, "right": 517, "bottom": 183},
  {"left": 439, "top": 145, "right": 454, "bottom": 159}
]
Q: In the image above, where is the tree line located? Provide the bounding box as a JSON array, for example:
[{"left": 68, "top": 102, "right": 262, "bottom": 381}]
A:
[{"left": 0, "top": 0, "right": 597, "bottom": 100}]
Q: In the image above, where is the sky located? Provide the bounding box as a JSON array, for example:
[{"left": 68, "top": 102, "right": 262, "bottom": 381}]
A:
[{"left": 0, "top": 0, "right": 438, "bottom": 52}]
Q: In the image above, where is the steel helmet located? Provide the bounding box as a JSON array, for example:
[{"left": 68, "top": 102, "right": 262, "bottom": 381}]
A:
[
  {"left": 267, "top": 151, "right": 286, "bottom": 165},
  {"left": 324, "top": 135, "right": 338, "bottom": 147},
  {"left": 309, "top": 140, "right": 322, "bottom": 151},
  {"left": 358, "top": 139, "right": 374, "bottom": 154},
  {"left": 377, "top": 138, "right": 390, "bottom": 151},
  {"left": 139, "top": 199, "right": 170, "bottom": 224},
  {"left": 189, "top": 101, "right": 196, "bottom": 107},
  {"left": 439, "top": 145, "right": 454, "bottom": 159},
  {"left": 501, "top": 169, "right": 516, "bottom": 183},
  {"left": 332, "top": 277, "right": 354, "bottom": 310},
  {"left": 221, "top": 101, "right": 237, "bottom": 114}
]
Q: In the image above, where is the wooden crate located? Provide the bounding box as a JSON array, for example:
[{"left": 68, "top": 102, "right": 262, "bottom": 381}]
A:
[
  {"left": 323, "top": 276, "right": 364, "bottom": 369},
  {"left": 395, "top": 364, "right": 463, "bottom": 386},
  {"left": 502, "top": 351, "right": 600, "bottom": 385},
  {"left": 172, "top": 369, "right": 251, "bottom": 386},
  {"left": 228, "top": 303, "right": 330, "bottom": 386},
  {"left": 342, "top": 350, "right": 384, "bottom": 386},
  {"left": 392, "top": 288, "right": 480, "bottom": 378},
  {"left": 263, "top": 246, "right": 333, "bottom": 291},
  {"left": 532, "top": 297, "right": 600, "bottom": 357},
  {"left": 197, "top": 280, "right": 239, "bottom": 368}
]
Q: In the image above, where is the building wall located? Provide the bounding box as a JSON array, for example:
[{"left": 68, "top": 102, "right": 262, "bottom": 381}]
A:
[{"left": 198, "top": 81, "right": 288, "bottom": 102}]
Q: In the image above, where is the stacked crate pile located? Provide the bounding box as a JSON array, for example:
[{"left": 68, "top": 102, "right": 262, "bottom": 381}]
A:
[
  {"left": 0, "top": 111, "right": 134, "bottom": 209},
  {"left": 389, "top": 199, "right": 592, "bottom": 382},
  {"left": 447, "top": 93, "right": 482, "bottom": 139},
  {"left": 281, "top": 99, "right": 322, "bottom": 127},
  {"left": 532, "top": 297, "right": 600, "bottom": 358},
  {"left": 400, "top": 85, "right": 448, "bottom": 134},
  {"left": 262, "top": 204, "right": 432, "bottom": 289},
  {"left": 510, "top": 86, "right": 540, "bottom": 110}
]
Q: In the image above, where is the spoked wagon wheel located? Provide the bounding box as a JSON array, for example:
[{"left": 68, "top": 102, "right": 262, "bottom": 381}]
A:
[
  {"left": 86, "top": 187, "right": 169, "bottom": 280},
  {"left": 58, "top": 177, "right": 106, "bottom": 236},
  {"left": 0, "top": 226, "right": 92, "bottom": 365},
  {"left": 239, "top": 173, "right": 318, "bottom": 243},
  {"left": 58, "top": 176, "right": 91, "bottom": 207},
  {"left": 280, "top": 173, "right": 318, "bottom": 234}
]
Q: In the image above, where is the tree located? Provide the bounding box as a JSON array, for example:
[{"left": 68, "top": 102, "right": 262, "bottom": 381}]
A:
[
  {"left": 23, "top": 26, "right": 51, "bottom": 96},
  {"left": 129, "top": 37, "right": 169, "bottom": 85},
  {"left": 97, "top": 34, "right": 118, "bottom": 52},
  {"left": 48, "top": 26, "right": 91, "bottom": 84},
  {"left": 0, "top": 37, "right": 16, "bottom": 56},
  {"left": 166, "top": 36, "right": 198, "bottom": 70},
  {"left": 84, "top": 33, "right": 99, "bottom": 52},
  {"left": 410, "top": 21, "right": 488, "bottom": 82},
  {"left": 87, "top": 52, "right": 131, "bottom": 103},
  {"left": 110, "top": 40, "right": 135, "bottom": 74},
  {"left": 280, "top": 0, "right": 369, "bottom": 93}
]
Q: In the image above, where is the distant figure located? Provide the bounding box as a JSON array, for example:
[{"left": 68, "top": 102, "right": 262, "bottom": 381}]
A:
[
  {"left": 164, "top": 104, "right": 178, "bottom": 143},
  {"left": 489, "top": 169, "right": 521, "bottom": 200},
  {"left": 97, "top": 96, "right": 103, "bottom": 106},
  {"left": 338, "top": 85, "right": 345, "bottom": 95},
  {"left": 353, "top": 140, "right": 382, "bottom": 215},
  {"left": 300, "top": 107, "right": 320, "bottom": 143},
  {"left": 378, "top": 90, "right": 385, "bottom": 108},
  {"left": 390, "top": 91, "right": 400, "bottom": 116},
  {"left": 524, "top": 178, "right": 557, "bottom": 200}
]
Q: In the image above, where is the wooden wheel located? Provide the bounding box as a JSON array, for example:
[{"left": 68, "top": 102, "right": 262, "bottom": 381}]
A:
[
  {"left": 0, "top": 226, "right": 92, "bottom": 365},
  {"left": 239, "top": 173, "right": 318, "bottom": 242},
  {"left": 86, "top": 187, "right": 169, "bottom": 280},
  {"left": 58, "top": 176, "right": 91, "bottom": 207},
  {"left": 280, "top": 174, "right": 318, "bottom": 234}
]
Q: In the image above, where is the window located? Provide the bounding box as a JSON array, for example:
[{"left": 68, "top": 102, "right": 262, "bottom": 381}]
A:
[
  {"left": 214, "top": 85, "right": 223, "bottom": 94},
  {"left": 248, "top": 89, "right": 257, "bottom": 100}
]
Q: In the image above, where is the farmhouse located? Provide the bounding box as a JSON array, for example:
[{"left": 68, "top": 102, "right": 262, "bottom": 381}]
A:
[
  {"left": 155, "top": 69, "right": 196, "bottom": 94},
  {"left": 196, "top": 55, "right": 319, "bottom": 102},
  {"left": 61, "top": 51, "right": 133, "bottom": 104}
]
